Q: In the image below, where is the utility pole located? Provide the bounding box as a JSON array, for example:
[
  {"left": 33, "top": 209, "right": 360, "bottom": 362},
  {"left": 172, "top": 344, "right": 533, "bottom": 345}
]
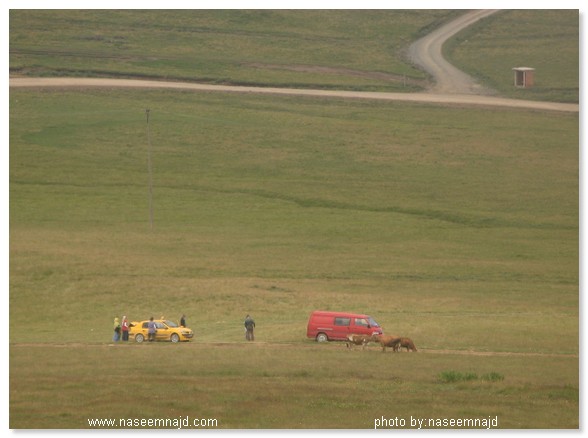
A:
[{"left": 145, "top": 109, "right": 154, "bottom": 230}]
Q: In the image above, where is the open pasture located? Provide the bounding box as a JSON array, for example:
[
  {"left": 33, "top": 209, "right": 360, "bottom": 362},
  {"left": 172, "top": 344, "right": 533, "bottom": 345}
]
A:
[
  {"left": 9, "top": 86, "right": 578, "bottom": 428},
  {"left": 9, "top": 10, "right": 457, "bottom": 91},
  {"left": 9, "top": 342, "right": 578, "bottom": 429},
  {"left": 446, "top": 10, "right": 579, "bottom": 102},
  {"left": 9, "top": 10, "right": 579, "bottom": 102}
]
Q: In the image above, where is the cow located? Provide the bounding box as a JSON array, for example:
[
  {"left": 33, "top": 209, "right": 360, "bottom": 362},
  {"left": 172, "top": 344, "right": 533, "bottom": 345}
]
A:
[
  {"left": 372, "top": 334, "right": 401, "bottom": 353},
  {"left": 398, "top": 337, "right": 418, "bottom": 352},
  {"left": 346, "top": 334, "right": 373, "bottom": 349}
]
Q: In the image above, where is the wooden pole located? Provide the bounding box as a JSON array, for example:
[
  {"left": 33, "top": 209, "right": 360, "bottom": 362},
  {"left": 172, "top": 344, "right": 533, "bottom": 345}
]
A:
[{"left": 145, "top": 109, "right": 154, "bottom": 230}]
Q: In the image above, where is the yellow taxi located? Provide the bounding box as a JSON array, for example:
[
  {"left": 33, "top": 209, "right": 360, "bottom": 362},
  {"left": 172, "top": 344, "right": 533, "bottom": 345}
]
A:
[{"left": 129, "top": 319, "right": 193, "bottom": 343}]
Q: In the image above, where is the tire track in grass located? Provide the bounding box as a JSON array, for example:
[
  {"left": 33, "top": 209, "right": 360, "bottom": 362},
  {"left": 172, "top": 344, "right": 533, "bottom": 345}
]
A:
[{"left": 9, "top": 342, "right": 578, "bottom": 358}]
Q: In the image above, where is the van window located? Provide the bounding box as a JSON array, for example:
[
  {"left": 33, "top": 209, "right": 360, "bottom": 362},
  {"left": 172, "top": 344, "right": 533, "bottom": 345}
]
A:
[
  {"left": 355, "top": 318, "right": 369, "bottom": 327},
  {"left": 334, "top": 317, "right": 351, "bottom": 326}
]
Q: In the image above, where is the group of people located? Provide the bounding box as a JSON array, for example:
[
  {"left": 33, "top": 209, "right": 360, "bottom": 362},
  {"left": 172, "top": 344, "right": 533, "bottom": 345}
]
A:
[
  {"left": 112, "top": 314, "right": 187, "bottom": 342},
  {"left": 112, "top": 313, "right": 255, "bottom": 342},
  {"left": 112, "top": 316, "right": 130, "bottom": 342}
]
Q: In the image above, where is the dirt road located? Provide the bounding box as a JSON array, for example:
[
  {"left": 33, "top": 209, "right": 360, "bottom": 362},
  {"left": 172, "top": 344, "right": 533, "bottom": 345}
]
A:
[
  {"left": 408, "top": 9, "right": 501, "bottom": 95},
  {"left": 9, "top": 77, "right": 578, "bottom": 113},
  {"left": 9, "top": 341, "right": 578, "bottom": 358},
  {"left": 8, "top": 10, "right": 578, "bottom": 113}
]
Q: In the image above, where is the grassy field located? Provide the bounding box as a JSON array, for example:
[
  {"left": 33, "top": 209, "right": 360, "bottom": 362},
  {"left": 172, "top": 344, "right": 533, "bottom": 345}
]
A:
[
  {"left": 10, "top": 343, "right": 578, "bottom": 429},
  {"left": 9, "top": 10, "right": 458, "bottom": 91},
  {"left": 445, "top": 10, "right": 579, "bottom": 102},
  {"left": 9, "top": 87, "right": 578, "bottom": 428},
  {"left": 9, "top": 8, "right": 579, "bottom": 430},
  {"left": 9, "top": 10, "right": 579, "bottom": 102}
]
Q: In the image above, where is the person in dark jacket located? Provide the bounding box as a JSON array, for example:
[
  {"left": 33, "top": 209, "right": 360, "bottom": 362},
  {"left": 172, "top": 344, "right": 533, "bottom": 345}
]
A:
[
  {"left": 180, "top": 314, "right": 186, "bottom": 327},
  {"left": 147, "top": 316, "right": 157, "bottom": 342},
  {"left": 244, "top": 315, "right": 255, "bottom": 341}
]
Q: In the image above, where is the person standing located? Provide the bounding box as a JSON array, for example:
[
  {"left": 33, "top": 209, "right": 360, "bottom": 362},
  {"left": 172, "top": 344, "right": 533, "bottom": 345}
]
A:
[
  {"left": 121, "top": 316, "right": 129, "bottom": 342},
  {"left": 147, "top": 316, "right": 157, "bottom": 342},
  {"left": 113, "top": 317, "right": 121, "bottom": 342},
  {"left": 180, "top": 314, "right": 186, "bottom": 328},
  {"left": 244, "top": 314, "right": 255, "bottom": 341}
]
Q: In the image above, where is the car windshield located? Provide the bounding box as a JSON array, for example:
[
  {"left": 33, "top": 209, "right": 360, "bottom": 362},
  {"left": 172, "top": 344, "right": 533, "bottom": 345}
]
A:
[
  {"left": 368, "top": 317, "right": 380, "bottom": 327},
  {"left": 164, "top": 320, "right": 178, "bottom": 328}
]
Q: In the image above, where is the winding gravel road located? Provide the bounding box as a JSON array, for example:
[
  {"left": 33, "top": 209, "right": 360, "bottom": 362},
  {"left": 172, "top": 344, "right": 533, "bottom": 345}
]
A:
[
  {"left": 408, "top": 9, "right": 501, "bottom": 95},
  {"left": 9, "top": 10, "right": 578, "bottom": 113}
]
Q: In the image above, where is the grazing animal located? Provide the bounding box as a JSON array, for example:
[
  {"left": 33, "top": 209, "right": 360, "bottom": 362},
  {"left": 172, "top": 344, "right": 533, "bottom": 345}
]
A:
[
  {"left": 398, "top": 337, "right": 418, "bottom": 352},
  {"left": 372, "top": 334, "right": 401, "bottom": 352},
  {"left": 346, "top": 334, "right": 373, "bottom": 349}
]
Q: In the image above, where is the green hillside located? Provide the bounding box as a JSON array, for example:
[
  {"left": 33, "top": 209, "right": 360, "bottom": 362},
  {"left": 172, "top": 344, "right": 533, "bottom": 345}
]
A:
[{"left": 9, "top": 9, "right": 579, "bottom": 429}]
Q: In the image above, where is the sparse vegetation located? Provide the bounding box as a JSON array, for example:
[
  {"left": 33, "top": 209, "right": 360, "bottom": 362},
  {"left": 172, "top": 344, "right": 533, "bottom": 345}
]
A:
[
  {"left": 439, "top": 370, "right": 479, "bottom": 383},
  {"left": 438, "top": 370, "right": 505, "bottom": 383},
  {"left": 482, "top": 372, "right": 505, "bottom": 382}
]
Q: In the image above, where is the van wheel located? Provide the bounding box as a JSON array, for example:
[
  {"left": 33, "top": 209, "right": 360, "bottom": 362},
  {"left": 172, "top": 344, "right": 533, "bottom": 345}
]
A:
[{"left": 316, "top": 333, "right": 328, "bottom": 343}]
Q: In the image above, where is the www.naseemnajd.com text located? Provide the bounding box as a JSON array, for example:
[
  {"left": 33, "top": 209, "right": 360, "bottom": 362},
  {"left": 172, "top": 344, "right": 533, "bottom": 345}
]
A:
[
  {"left": 374, "top": 415, "right": 499, "bottom": 429},
  {"left": 87, "top": 416, "right": 218, "bottom": 429}
]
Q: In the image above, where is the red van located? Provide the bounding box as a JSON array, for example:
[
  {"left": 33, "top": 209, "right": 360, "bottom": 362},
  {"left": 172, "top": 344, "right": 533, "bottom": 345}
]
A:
[{"left": 306, "top": 310, "right": 383, "bottom": 342}]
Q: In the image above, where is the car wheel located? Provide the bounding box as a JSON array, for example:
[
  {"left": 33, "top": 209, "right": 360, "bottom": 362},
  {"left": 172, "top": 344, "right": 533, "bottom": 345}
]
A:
[
  {"left": 135, "top": 333, "right": 145, "bottom": 343},
  {"left": 170, "top": 333, "right": 180, "bottom": 343},
  {"left": 316, "top": 333, "right": 328, "bottom": 343}
]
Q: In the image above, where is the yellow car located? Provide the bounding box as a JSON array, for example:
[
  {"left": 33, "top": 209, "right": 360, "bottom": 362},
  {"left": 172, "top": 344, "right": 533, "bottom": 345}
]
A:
[{"left": 129, "top": 319, "right": 193, "bottom": 343}]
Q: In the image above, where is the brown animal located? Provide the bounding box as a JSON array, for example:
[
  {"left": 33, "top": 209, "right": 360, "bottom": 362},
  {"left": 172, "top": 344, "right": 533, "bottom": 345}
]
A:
[
  {"left": 346, "top": 334, "right": 373, "bottom": 349},
  {"left": 372, "top": 334, "right": 401, "bottom": 352},
  {"left": 397, "top": 337, "right": 418, "bottom": 352}
]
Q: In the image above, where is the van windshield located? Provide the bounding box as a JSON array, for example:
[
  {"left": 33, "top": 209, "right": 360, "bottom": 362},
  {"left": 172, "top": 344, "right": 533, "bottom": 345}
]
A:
[{"left": 368, "top": 317, "right": 380, "bottom": 327}]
